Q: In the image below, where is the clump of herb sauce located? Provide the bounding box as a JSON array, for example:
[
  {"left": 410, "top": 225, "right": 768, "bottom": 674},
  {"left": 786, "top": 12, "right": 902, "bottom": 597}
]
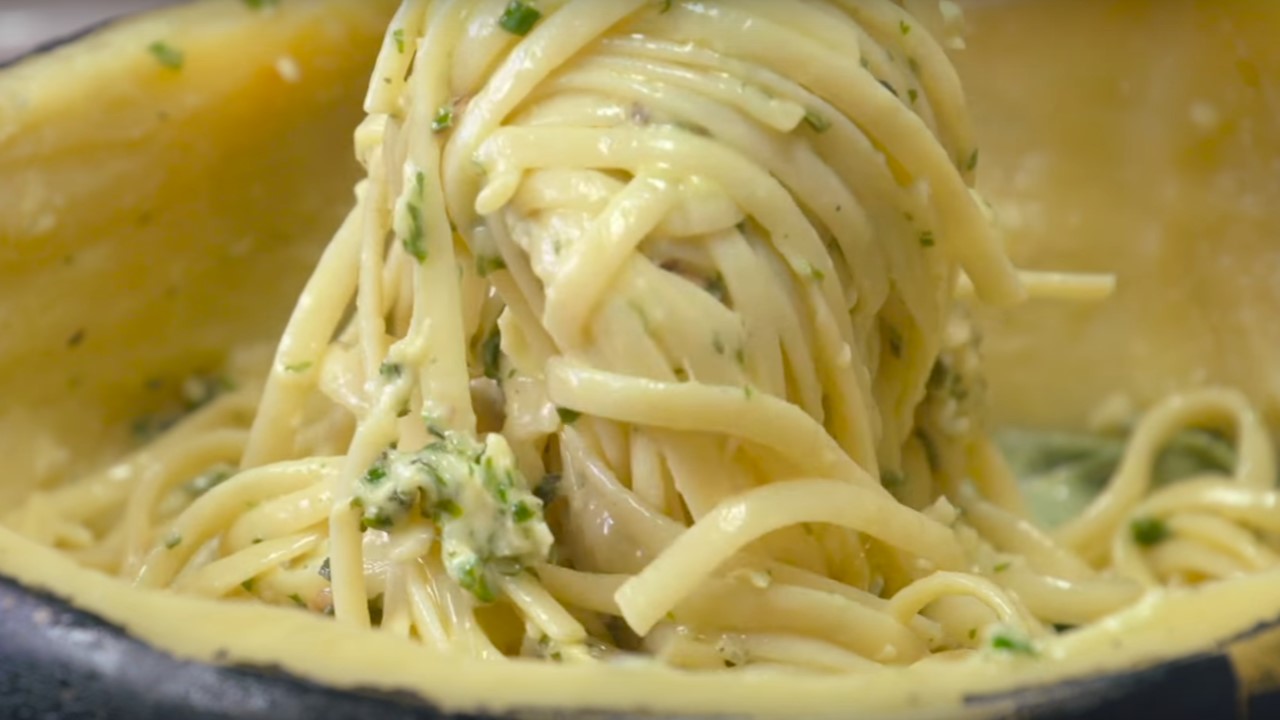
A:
[{"left": 353, "top": 431, "right": 552, "bottom": 602}]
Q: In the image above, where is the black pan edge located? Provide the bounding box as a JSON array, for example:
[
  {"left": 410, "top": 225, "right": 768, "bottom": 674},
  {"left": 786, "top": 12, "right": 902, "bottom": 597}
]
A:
[{"left": 5, "top": 568, "right": 1279, "bottom": 719}]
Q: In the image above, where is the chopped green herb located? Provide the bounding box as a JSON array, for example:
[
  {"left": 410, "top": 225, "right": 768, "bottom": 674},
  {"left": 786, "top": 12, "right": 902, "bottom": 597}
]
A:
[
  {"left": 991, "top": 632, "right": 1037, "bottom": 656},
  {"left": 367, "top": 593, "right": 385, "bottom": 626},
  {"left": 712, "top": 335, "right": 726, "bottom": 355},
  {"left": 860, "top": 56, "right": 871, "bottom": 70},
  {"left": 899, "top": 20, "right": 912, "bottom": 35},
  {"left": 458, "top": 558, "right": 497, "bottom": 603},
  {"left": 498, "top": 1, "right": 542, "bottom": 36},
  {"left": 968, "top": 627, "right": 978, "bottom": 640},
  {"left": 147, "top": 41, "right": 184, "bottom": 70},
  {"left": 481, "top": 325, "right": 502, "bottom": 380},
  {"left": 283, "top": 361, "right": 313, "bottom": 373},
  {"left": 803, "top": 109, "right": 831, "bottom": 133},
  {"left": 1131, "top": 516, "right": 1170, "bottom": 546},
  {"left": 734, "top": 346, "right": 747, "bottom": 367},
  {"left": 163, "top": 533, "right": 182, "bottom": 550},
  {"left": 884, "top": 323, "right": 903, "bottom": 358},
  {"left": 403, "top": 171, "right": 428, "bottom": 261},
  {"left": 557, "top": 407, "right": 582, "bottom": 425},
  {"left": 288, "top": 593, "right": 306, "bottom": 608},
  {"left": 705, "top": 272, "right": 729, "bottom": 303},
  {"left": 242, "top": 0, "right": 279, "bottom": 8},
  {"left": 908, "top": 88, "right": 919, "bottom": 104},
  {"left": 908, "top": 57, "right": 921, "bottom": 75},
  {"left": 743, "top": 385, "right": 755, "bottom": 400},
  {"left": 919, "top": 230, "right": 935, "bottom": 248},
  {"left": 379, "top": 361, "right": 404, "bottom": 380},
  {"left": 796, "top": 259, "right": 825, "bottom": 281},
  {"left": 475, "top": 254, "right": 507, "bottom": 277},
  {"left": 318, "top": 557, "right": 331, "bottom": 581},
  {"left": 881, "top": 470, "right": 904, "bottom": 488},
  {"left": 879, "top": 80, "right": 899, "bottom": 97},
  {"left": 661, "top": 0, "right": 673, "bottom": 11},
  {"left": 361, "top": 509, "right": 396, "bottom": 531},
  {"left": 241, "top": 578, "right": 256, "bottom": 593},
  {"left": 512, "top": 501, "right": 536, "bottom": 523},
  {"left": 434, "top": 498, "right": 463, "bottom": 522},
  {"left": 965, "top": 148, "right": 980, "bottom": 172},
  {"left": 993, "top": 561, "right": 1011, "bottom": 573},
  {"left": 392, "top": 28, "right": 406, "bottom": 54},
  {"left": 362, "top": 456, "right": 389, "bottom": 487},
  {"left": 432, "top": 104, "right": 455, "bottom": 133}
]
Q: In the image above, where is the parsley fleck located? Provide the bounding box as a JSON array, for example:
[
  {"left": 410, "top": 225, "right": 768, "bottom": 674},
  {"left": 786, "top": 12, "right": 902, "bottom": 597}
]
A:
[
  {"left": 908, "top": 88, "right": 919, "bottom": 104},
  {"left": 991, "top": 632, "right": 1037, "bottom": 656},
  {"left": 803, "top": 109, "right": 831, "bottom": 133},
  {"left": 705, "top": 272, "right": 729, "bottom": 303},
  {"left": 392, "top": 28, "right": 406, "bottom": 54},
  {"left": 798, "top": 259, "right": 825, "bottom": 281},
  {"left": 884, "top": 323, "right": 903, "bottom": 358},
  {"left": 498, "top": 1, "right": 542, "bottom": 36},
  {"left": 475, "top": 254, "right": 507, "bottom": 277},
  {"left": 147, "top": 41, "right": 184, "bottom": 70},
  {"left": 242, "top": 0, "right": 279, "bottom": 8},
  {"left": 241, "top": 578, "right": 256, "bottom": 593},
  {"left": 403, "top": 171, "right": 428, "bottom": 261},
  {"left": 712, "top": 335, "right": 726, "bottom": 355},
  {"left": 899, "top": 20, "right": 911, "bottom": 35},
  {"left": 481, "top": 325, "right": 502, "bottom": 380},
  {"left": 919, "top": 230, "right": 935, "bottom": 248},
  {"left": 288, "top": 593, "right": 306, "bottom": 608},
  {"left": 379, "top": 361, "right": 404, "bottom": 380},
  {"left": 432, "top": 104, "right": 454, "bottom": 133},
  {"left": 661, "top": 0, "right": 673, "bottom": 11},
  {"left": 1131, "top": 516, "right": 1170, "bottom": 546},
  {"left": 966, "top": 148, "right": 980, "bottom": 172},
  {"left": 512, "top": 501, "right": 536, "bottom": 523},
  {"left": 283, "top": 361, "right": 313, "bottom": 373},
  {"left": 879, "top": 79, "right": 899, "bottom": 97},
  {"left": 361, "top": 509, "right": 395, "bottom": 531},
  {"left": 367, "top": 593, "right": 385, "bottom": 626},
  {"left": 163, "top": 533, "right": 182, "bottom": 549},
  {"left": 557, "top": 407, "right": 582, "bottom": 425},
  {"left": 993, "top": 561, "right": 1011, "bottom": 573}
]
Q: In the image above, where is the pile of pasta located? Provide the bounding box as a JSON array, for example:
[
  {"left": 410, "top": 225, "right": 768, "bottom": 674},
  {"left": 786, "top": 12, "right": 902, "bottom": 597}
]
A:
[{"left": 10, "top": 0, "right": 1280, "bottom": 675}]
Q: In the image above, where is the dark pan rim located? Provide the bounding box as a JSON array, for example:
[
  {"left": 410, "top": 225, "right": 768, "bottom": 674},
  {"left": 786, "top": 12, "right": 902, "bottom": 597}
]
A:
[{"left": 4, "top": 568, "right": 1278, "bottom": 720}]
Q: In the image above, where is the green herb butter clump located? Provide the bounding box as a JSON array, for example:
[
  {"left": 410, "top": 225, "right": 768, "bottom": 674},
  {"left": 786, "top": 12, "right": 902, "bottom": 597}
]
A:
[{"left": 354, "top": 431, "right": 553, "bottom": 602}]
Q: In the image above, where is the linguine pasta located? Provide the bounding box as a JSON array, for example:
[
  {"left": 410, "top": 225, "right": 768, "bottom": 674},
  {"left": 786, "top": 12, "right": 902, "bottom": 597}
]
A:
[{"left": 8, "top": 0, "right": 1280, "bottom": 688}]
